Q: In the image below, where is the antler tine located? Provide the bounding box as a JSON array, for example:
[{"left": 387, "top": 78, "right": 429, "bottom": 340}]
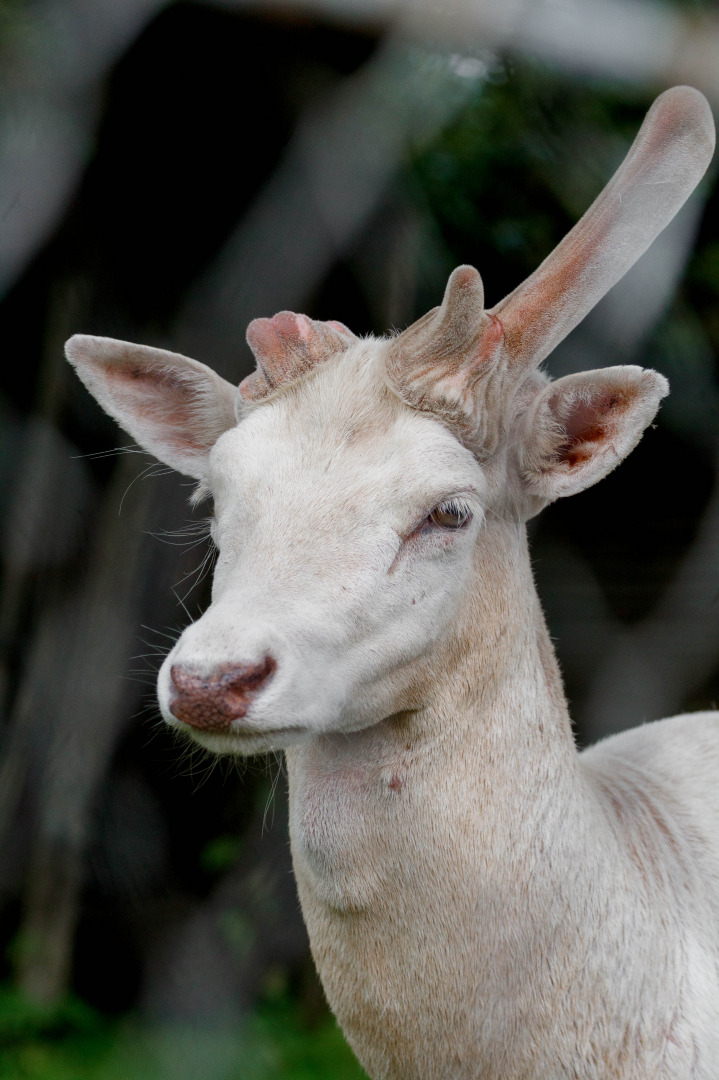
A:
[
  {"left": 491, "top": 85, "right": 715, "bottom": 375},
  {"left": 386, "top": 266, "right": 504, "bottom": 430},
  {"left": 240, "top": 311, "right": 356, "bottom": 402},
  {"left": 394, "top": 265, "right": 485, "bottom": 351}
]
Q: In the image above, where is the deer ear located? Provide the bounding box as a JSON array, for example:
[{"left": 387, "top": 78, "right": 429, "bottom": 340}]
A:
[
  {"left": 65, "top": 335, "right": 238, "bottom": 479},
  {"left": 519, "top": 366, "right": 669, "bottom": 501}
]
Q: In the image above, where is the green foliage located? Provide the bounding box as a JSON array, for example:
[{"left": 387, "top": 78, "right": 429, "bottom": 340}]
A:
[{"left": 0, "top": 984, "right": 368, "bottom": 1080}]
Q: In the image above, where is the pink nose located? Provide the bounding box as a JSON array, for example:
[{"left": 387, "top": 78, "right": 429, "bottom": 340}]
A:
[{"left": 169, "top": 658, "right": 276, "bottom": 732}]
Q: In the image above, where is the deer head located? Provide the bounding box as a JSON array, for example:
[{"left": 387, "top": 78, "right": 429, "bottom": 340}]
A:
[{"left": 65, "top": 86, "right": 714, "bottom": 754}]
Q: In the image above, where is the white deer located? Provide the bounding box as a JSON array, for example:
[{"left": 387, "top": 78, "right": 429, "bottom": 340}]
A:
[{"left": 66, "top": 86, "right": 719, "bottom": 1079}]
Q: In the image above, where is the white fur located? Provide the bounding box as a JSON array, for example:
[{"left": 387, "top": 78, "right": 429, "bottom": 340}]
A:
[
  {"left": 142, "top": 340, "right": 717, "bottom": 1079},
  {"left": 158, "top": 340, "right": 487, "bottom": 750},
  {"left": 64, "top": 84, "right": 719, "bottom": 1079}
]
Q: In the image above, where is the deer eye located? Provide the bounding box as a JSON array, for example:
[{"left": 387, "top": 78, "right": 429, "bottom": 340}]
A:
[{"left": 429, "top": 499, "right": 472, "bottom": 530}]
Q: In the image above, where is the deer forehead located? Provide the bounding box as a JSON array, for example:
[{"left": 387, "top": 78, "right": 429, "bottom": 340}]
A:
[{"left": 207, "top": 348, "right": 486, "bottom": 534}]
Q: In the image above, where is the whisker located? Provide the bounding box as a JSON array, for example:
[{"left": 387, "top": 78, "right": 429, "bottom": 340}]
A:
[
  {"left": 172, "top": 587, "right": 194, "bottom": 623},
  {"left": 119, "top": 461, "right": 173, "bottom": 514},
  {"left": 262, "top": 754, "right": 285, "bottom": 833},
  {"left": 175, "top": 542, "right": 217, "bottom": 604},
  {"left": 140, "top": 625, "right": 181, "bottom": 642},
  {"left": 71, "top": 444, "right": 145, "bottom": 460}
]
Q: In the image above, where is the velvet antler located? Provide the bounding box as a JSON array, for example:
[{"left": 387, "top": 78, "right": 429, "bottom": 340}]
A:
[
  {"left": 386, "top": 86, "right": 715, "bottom": 450},
  {"left": 385, "top": 264, "right": 506, "bottom": 447},
  {"left": 240, "top": 311, "right": 356, "bottom": 402}
]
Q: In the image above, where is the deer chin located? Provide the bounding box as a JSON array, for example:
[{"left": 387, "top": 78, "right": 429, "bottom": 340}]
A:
[
  {"left": 179, "top": 723, "right": 310, "bottom": 757},
  {"left": 162, "top": 698, "right": 392, "bottom": 757}
]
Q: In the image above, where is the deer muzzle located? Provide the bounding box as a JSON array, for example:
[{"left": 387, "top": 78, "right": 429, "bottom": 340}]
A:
[{"left": 168, "top": 657, "right": 277, "bottom": 731}]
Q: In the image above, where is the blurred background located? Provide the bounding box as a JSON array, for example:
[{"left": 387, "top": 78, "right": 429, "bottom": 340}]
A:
[{"left": 0, "top": 0, "right": 718, "bottom": 1077}]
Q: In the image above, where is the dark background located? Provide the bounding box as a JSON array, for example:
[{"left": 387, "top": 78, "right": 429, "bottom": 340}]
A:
[{"left": 0, "top": 1, "right": 718, "bottom": 1076}]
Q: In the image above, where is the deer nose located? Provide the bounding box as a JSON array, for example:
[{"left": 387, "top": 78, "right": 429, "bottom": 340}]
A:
[{"left": 168, "top": 658, "right": 276, "bottom": 732}]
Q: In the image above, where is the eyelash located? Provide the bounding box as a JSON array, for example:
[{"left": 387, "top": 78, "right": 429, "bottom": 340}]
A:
[{"left": 425, "top": 498, "right": 473, "bottom": 531}]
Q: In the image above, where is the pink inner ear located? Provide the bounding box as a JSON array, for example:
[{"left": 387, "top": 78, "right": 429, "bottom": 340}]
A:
[
  {"left": 554, "top": 389, "right": 626, "bottom": 468},
  {"left": 106, "top": 364, "right": 209, "bottom": 453}
]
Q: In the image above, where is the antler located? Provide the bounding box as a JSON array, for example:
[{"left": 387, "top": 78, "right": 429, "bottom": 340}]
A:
[
  {"left": 386, "top": 86, "right": 715, "bottom": 449},
  {"left": 385, "top": 264, "right": 507, "bottom": 447},
  {"left": 240, "top": 311, "right": 356, "bottom": 402}
]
